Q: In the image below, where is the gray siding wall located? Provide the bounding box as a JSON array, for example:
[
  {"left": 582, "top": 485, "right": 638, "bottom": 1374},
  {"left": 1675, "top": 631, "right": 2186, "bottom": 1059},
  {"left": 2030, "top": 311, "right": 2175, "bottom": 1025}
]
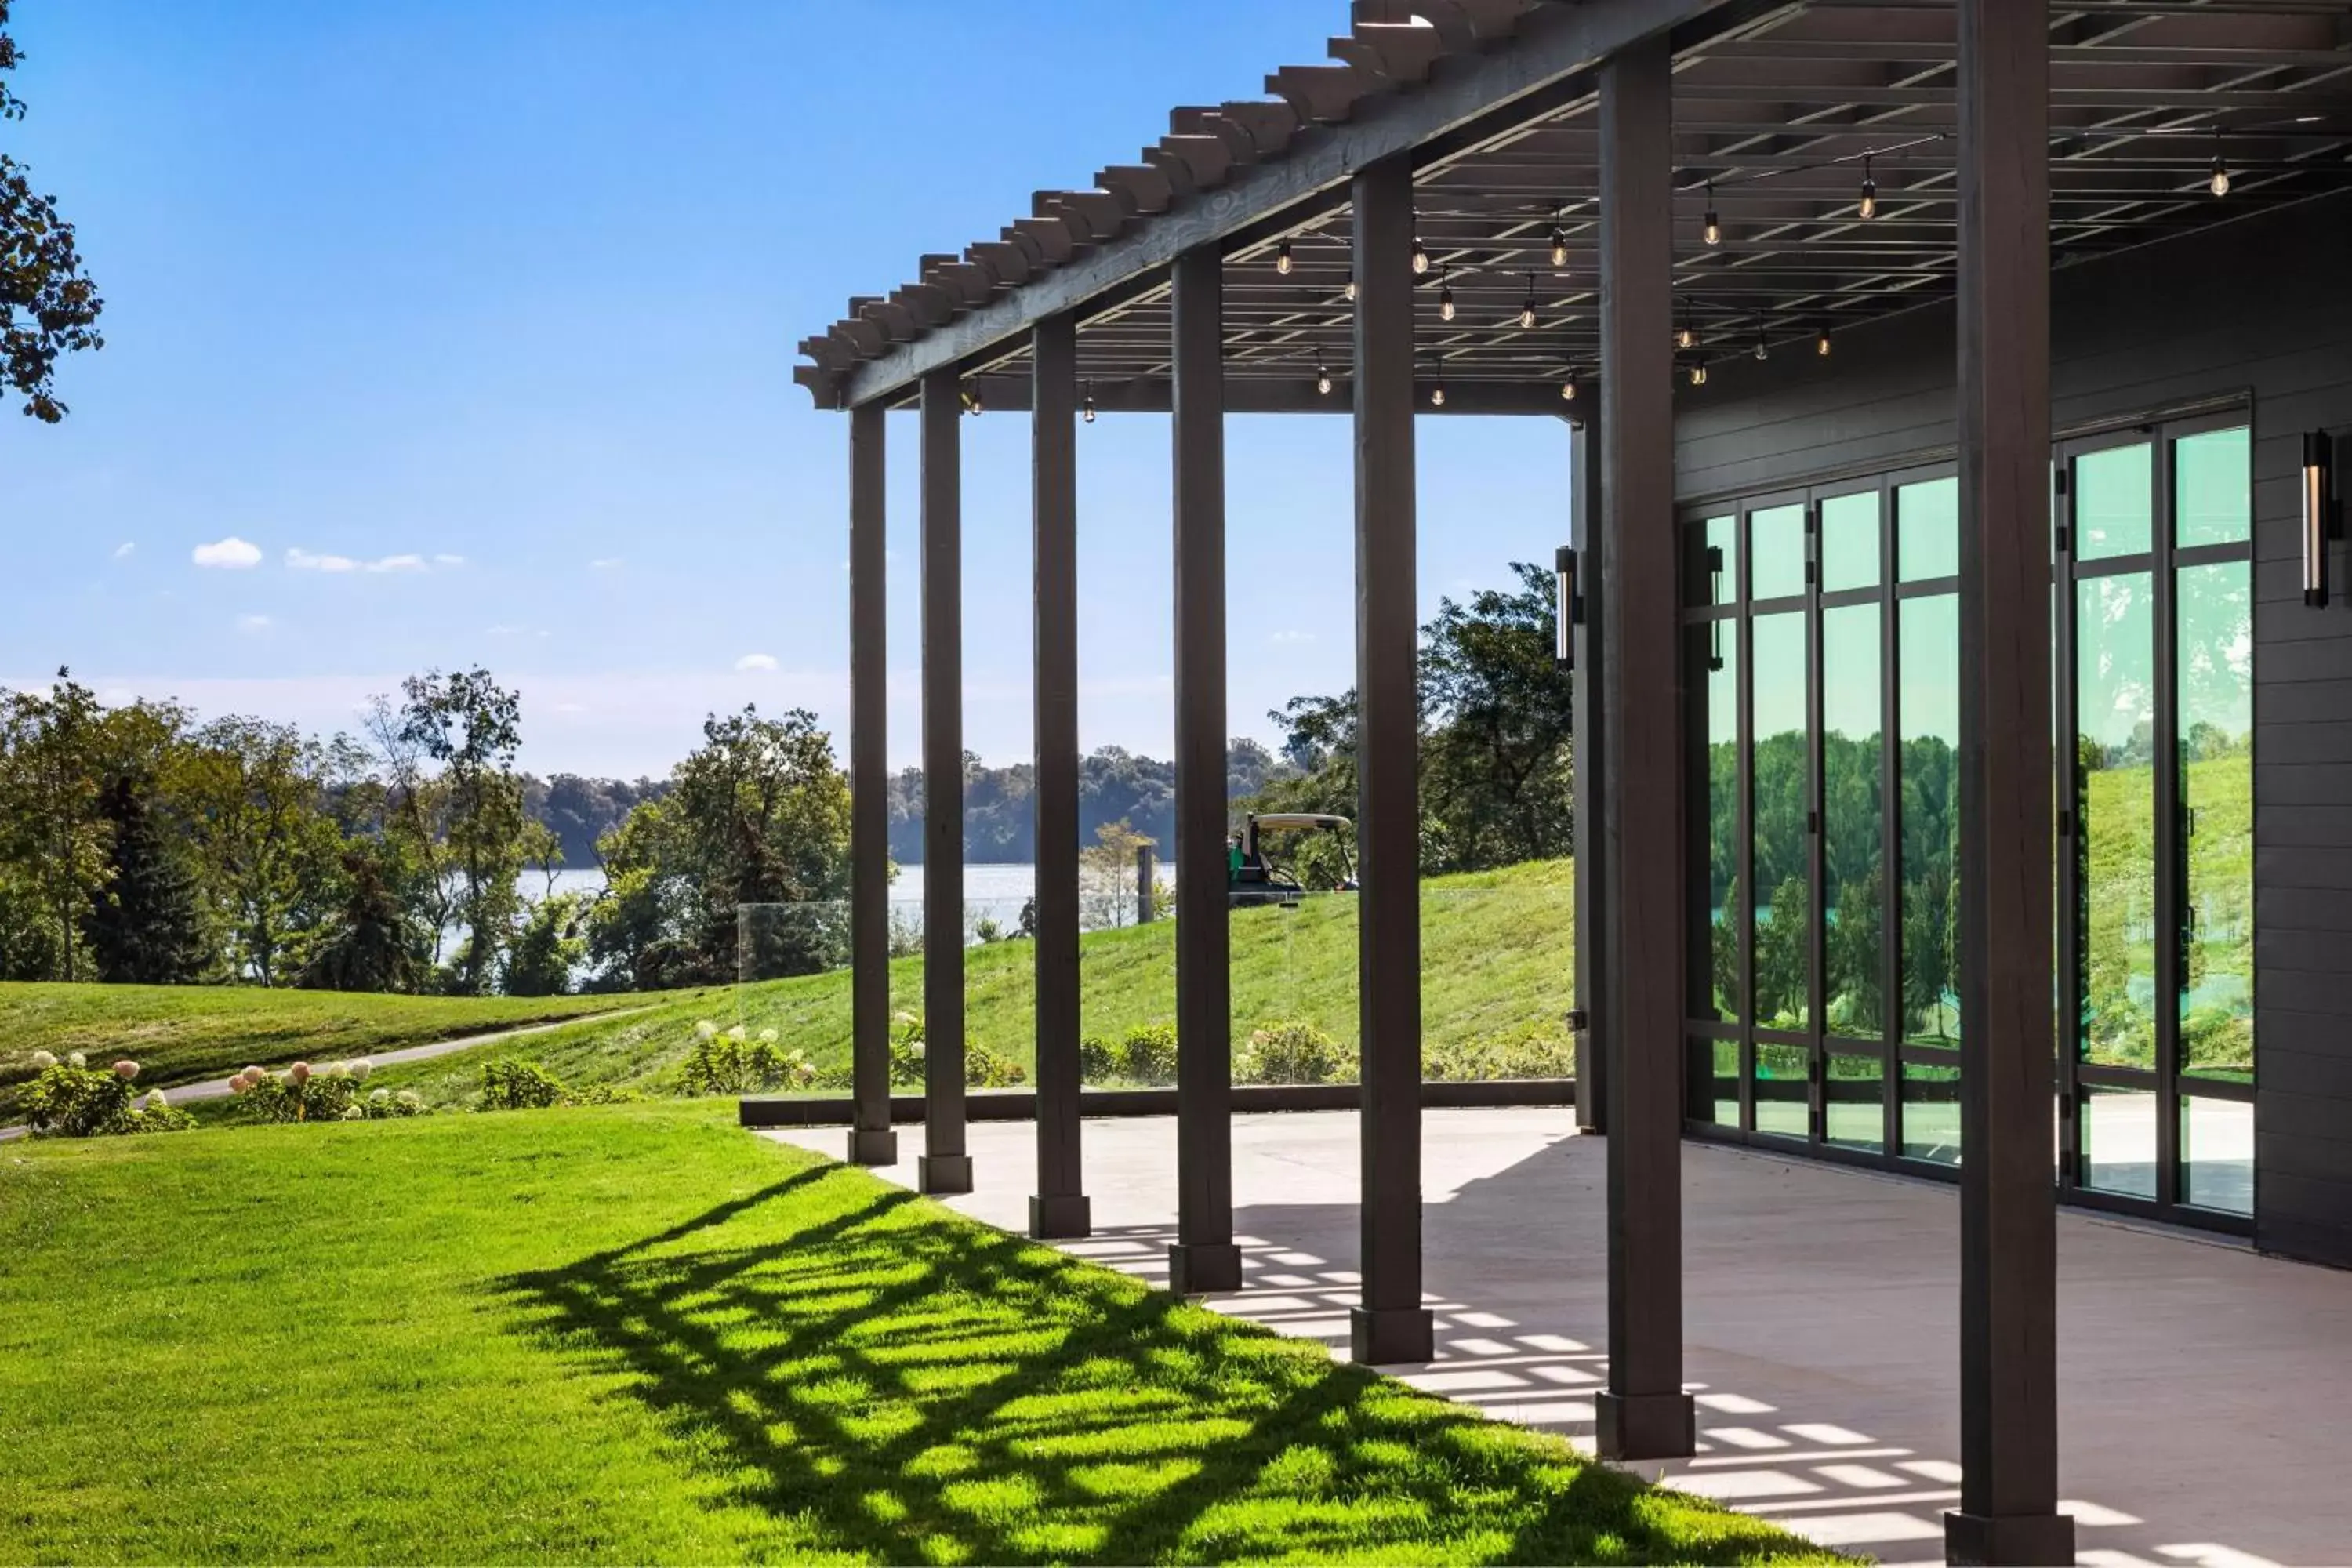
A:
[{"left": 1671, "top": 191, "right": 2352, "bottom": 1268}]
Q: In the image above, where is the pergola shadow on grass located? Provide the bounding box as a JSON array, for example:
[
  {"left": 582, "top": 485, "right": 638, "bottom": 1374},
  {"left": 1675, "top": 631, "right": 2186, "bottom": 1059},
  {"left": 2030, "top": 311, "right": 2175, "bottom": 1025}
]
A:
[{"left": 496, "top": 1158, "right": 1829, "bottom": 1566}]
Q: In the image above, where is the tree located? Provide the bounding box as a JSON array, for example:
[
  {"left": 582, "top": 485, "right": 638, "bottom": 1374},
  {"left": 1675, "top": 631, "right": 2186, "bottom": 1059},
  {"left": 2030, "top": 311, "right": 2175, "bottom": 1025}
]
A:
[
  {"left": 1418, "top": 561, "right": 1576, "bottom": 871},
  {"left": 398, "top": 668, "right": 527, "bottom": 994},
  {"left": 0, "top": 670, "right": 112, "bottom": 980},
  {"left": 175, "top": 717, "right": 347, "bottom": 985},
  {"left": 1, "top": 2, "right": 105, "bottom": 421},
  {"left": 300, "top": 842, "right": 425, "bottom": 993},
  {"left": 85, "top": 769, "right": 209, "bottom": 984},
  {"left": 505, "top": 890, "right": 586, "bottom": 996}
]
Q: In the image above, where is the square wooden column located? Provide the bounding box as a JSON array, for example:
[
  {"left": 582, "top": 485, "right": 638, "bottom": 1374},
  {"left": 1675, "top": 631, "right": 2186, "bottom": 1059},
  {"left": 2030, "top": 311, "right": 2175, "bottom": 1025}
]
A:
[
  {"left": 1595, "top": 32, "right": 1696, "bottom": 1463},
  {"left": 1029, "top": 311, "right": 1091, "bottom": 1240},
  {"left": 918, "top": 367, "right": 972, "bottom": 1196},
  {"left": 1350, "top": 151, "right": 1435, "bottom": 1367},
  {"left": 1167, "top": 245, "right": 1240, "bottom": 1295},
  {"left": 847, "top": 399, "right": 897, "bottom": 1167},
  {"left": 1947, "top": 4, "right": 2071, "bottom": 1563},
  {"left": 1570, "top": 405, "right": 1608, "bottom": 1136}
]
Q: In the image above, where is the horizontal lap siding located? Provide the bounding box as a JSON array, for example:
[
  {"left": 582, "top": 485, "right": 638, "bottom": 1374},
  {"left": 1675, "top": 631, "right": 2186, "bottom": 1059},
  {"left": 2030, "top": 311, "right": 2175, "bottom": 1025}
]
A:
[{"left": 1674, "top": 191, "right": 2352, "bottom": 1268}]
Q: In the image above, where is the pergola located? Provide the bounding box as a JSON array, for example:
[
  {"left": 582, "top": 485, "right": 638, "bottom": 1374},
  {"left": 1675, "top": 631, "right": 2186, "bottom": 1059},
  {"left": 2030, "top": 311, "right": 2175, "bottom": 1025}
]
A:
[{"left": 795, "top": 4, "right": 2352, "bottom": 1562}]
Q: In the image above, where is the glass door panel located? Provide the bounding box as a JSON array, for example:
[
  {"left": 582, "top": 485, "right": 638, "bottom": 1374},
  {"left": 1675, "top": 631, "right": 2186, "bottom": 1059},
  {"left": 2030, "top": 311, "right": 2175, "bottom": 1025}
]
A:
[
  {"left": 1751, "top": 504, "right": 1809, "bottom": 601},
  {"left": 1751, "top": 612, "right": 1811, "bottom": 1030},
  {"left": 1824, "top": 1052, "right": 1883, "bottom": 1151},
  {"left": 2074, "top": 571, "right": 2158, "bottom": 1070},
  {"left": 1897, "top": 476, "right": 1959, "bottom": 582},
  {"left": 1702, "top": 637, "right": 1742, "bottom": 1024},
  {"left": 1820, "top": 490, "right": 1880, "bottom": 592},
  {"left": 1899, "top": 593, "right": 1961, "bottom": 1045},
  {"left": 1900, "top": 1058, "right": 1962, "bottom": 1165},
  {"left": 2082, "top": 1083, "right": 2160, "bottom": 1198},
  {"left": 2176, "top": 561, "right": 2252, "bottom": 1083},
  {"left": 1754, "top": 1042, "right": 1809, "bottom": 1138},
  {"left": 2076, "top": 442, "right": 2154, "bottom": 559},
  {"left": 2176, "top": 427, "right": 2251, "bottom": 548},
  {"left": 1822, "top": 603, "right": 1884, "bottom": 1037}
]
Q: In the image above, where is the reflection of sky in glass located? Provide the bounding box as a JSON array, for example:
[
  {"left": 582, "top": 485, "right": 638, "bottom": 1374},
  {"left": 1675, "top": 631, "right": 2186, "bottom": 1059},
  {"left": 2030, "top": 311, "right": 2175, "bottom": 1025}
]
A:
[
  {"left": 1822, "top": 601, "right": 1879, "bottom": 741},
  {"left": 1751, "top": 504, "right": 1808, "bottom": 600},
  {"left": 2078, "top": 573, "right": 2155, "bottom": 753},
  {"left": 2077, "top": 443, "right": 2153, "bottom": 559},
  {"left": 1898, "top": 593, "right": 1960, "bottom": 746},
  {"left": 2176, "top": 427, "right": 2251, "bottom": 549},
  {"left": 1753, "top": 612, "right": 1808, "bottom": 739},
  {"left": 1820, "top": 491, "right": 1879, "bottom": 592},
  {"left": 1899, "top": 477, "right": 1958, "bottom": 581}
]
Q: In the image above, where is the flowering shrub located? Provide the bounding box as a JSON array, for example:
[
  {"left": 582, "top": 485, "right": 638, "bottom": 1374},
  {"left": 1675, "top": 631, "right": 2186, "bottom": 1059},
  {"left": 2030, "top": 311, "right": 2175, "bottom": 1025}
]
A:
[
  {"left": 681, "top": 1023, "right": 817, "bottom": 1095},
  {"left": 230, "top": 1059, "right": 420, "bottom": 1123},
  {"left": 19, "top": 1057, "right": 195, "bottom": 1137},
  {"left": 1421, "top": 1022, "right": 1575, "bottom": 1083},
  {"left": 475, "top": 1058, "right": 640, "bottom": 1112},
  {"left": 870, "top": 1012, "right": 1026, "bottom": 1090},
  {"left": 1236, "top": 1021, "right": 1347, "bottom": 1085}
]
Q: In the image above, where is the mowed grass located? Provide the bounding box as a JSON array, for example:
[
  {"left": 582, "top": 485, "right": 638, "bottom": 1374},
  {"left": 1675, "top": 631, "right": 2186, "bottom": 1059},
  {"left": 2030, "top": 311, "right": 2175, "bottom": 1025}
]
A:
[
  {"left": 0, "top": 982, "right": 638, "bottom": 1117},
  {"left": 364, "top": 859, "right": 1577, "bottom": 1109},
  {"left": 0, "top": 1102, "right": 1830, "bottom": 1565}
]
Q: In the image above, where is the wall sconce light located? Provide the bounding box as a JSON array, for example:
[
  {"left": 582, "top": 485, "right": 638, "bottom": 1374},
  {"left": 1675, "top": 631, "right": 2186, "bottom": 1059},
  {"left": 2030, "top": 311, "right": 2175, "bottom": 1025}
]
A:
[
  {"left": 1554, "top": 545, "right": 1578, "bottom": 672},
  {"left": 2305, "top": 430, "right": 2336, "bottom": 608}
]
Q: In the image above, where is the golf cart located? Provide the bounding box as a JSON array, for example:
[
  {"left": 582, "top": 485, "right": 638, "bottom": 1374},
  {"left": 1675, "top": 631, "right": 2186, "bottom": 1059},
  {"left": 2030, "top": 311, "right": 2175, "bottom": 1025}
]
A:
[{"left": 1228, "top": 812, "right": 1358, "bottom": 908}]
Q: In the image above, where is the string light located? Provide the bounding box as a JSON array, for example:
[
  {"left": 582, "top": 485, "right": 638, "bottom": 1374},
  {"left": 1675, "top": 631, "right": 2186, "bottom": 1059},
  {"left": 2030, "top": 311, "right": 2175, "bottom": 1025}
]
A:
[
  {"left": 1703, "top": 182, "right": 1721, "bottom": 245},
  {"left": 1550, "top": 221, "right": 1569, "bottom": 270},
  {"left": 1344, "top": 274, "right": 1358, "bottom": 303},
  {"left": 1082, "top": 383, "right": 1096, "bottom": 423},
  {"left": 1439, "top": 270, "right": 1456, "bottom": 322},
  {"left": 1859, "top": 155, "right": 1878, "bottom": 220},
  {"left": 1560, "top": 371, "right": 1577, "bottom": 403},
  {"left": 1754, "top": 322, "right": 1769, "bottom": 361},
  {"left": 1275, "top": 240, "right": 1294, "bottom": 276},
  {"left": 1315, "top": 365, "right": 1333, "bottom": 397},
  {"left": 1411, "top": 238, "right": 1431, "bottom": 274},
  {"left": 1816, "top": 325, "right": 1832, "bottom": 358},
  {"left": 1518, "top": 274, "right": 1537, "bottom": 332},
  {"left": 1431, "top": 380, "right": 1447, "bottom": 408},
  {"left": 2209, "top": 129, "right": 2231, "bottom": 197},
  {"left": 1675, "top": 296, "right": 1698, "bottom": 351},
  {"left": 965, "top": 386, "right": 984, "bottom": 416},
  {"left": 1690, "top": 358, "right": 1709, "bottom": 387}
]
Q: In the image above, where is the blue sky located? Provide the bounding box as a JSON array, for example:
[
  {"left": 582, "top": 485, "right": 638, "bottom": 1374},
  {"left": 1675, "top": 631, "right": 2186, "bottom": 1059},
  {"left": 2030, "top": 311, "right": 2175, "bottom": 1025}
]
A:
[{"left": 5, "top": 2, "right": 1570, "bottom": 778}]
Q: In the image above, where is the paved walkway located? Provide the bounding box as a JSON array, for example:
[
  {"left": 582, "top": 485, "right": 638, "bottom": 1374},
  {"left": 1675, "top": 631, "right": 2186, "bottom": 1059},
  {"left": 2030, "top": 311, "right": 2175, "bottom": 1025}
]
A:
[{"left": 764, "top": 1109, "right": 2352, "bottom": 1566}]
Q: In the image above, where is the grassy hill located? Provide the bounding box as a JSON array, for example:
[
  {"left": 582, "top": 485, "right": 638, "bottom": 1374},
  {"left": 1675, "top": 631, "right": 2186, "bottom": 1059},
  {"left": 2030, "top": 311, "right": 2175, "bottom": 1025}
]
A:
[
  {"left": 361, "top": 858, "right": 1578, "bottom": 1109},
  {"left": 0, "top": 1100, "right": 1826, "bottom": 1564},
  {"left": 0, "top": 984, "right": 638, "bottom": 1118}
]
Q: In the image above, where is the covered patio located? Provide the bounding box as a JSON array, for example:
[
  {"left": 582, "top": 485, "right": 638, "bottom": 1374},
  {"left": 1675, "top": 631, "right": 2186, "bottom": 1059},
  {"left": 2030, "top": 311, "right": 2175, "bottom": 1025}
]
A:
[{"left": 795, "top": 3, "right": 2352, "bottom": 1562}]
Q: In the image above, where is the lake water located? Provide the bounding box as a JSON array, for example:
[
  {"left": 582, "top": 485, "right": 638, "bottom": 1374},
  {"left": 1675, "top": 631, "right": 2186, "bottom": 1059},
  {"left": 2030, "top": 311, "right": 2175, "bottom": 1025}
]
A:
[{"left": 512, "top": 863, "right": 1042, "bottom": 931}]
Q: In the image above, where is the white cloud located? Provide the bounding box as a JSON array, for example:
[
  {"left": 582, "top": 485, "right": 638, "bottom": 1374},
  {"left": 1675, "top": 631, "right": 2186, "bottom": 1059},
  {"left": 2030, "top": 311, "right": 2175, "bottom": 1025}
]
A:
[
  {"left": 434, "top": 554, "right": 466, "bottom": 567},
  {"left": 1268, "top": 630, "right": 1316, "bottom": 644},
  {"left": 112, "top": 542, "right": 135, "bottom": 561},
  {"left": 235, "top": 613, "right": 273, "bottom": 633},
  {"left": 193, "top": 536, "right": 263, "bottom": 569},
  {"left": 589, "top": 557, "right": 623, "bottom": 570},
  {"left": 286, "top": 547, "right": 439, "bottom": 574},
  {"left": 735, "top": 653, "right": 779, "bottom": 672},
  {"left": 485, "top": 624, "right": 524, "bottom": 637}
]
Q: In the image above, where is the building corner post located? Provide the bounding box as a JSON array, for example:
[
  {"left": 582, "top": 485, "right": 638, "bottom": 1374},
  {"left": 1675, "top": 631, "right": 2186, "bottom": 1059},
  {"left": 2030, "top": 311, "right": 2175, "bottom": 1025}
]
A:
[{"left": 917, "top": 368, "right": 972, "bottom": 1196}]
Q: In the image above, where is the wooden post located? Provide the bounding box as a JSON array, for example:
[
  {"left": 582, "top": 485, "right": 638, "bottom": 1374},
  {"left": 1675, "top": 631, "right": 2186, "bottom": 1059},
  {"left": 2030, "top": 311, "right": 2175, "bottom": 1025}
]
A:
[
  {"left": 1135, "top": 844, "right": 1157, "bottom": 924},
  {"left": 1029, "top": 312, "right": 1090, "bottom": 1240},
  {"left": 1167, "top": 245, "right": 1240, "bottom": 1295},
  {"left": 847, "top": 400, "right": 896, "bottom": 1167},
  {"left": 1595, "top": 33, "right": 1695, "bottom": 1464},
  {"left": 1570, "top": 406, "right": 1608, "bottom": 1135},
  {"left": 1947, "top": 3, "right": 2070, "bottom": 1563},
  {"left": 918, "top": 368, "right": 972, "bottom": 1196},
  {"left": 1350, "top": 151, "right": 1435, "bottom": 1366}
]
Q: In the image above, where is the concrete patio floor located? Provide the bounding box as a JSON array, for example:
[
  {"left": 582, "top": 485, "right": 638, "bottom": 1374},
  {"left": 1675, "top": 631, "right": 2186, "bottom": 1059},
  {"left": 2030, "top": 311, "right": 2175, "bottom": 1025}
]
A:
[{"left": 763, "top": 1109, "right": 2352, "bottom": 1566}]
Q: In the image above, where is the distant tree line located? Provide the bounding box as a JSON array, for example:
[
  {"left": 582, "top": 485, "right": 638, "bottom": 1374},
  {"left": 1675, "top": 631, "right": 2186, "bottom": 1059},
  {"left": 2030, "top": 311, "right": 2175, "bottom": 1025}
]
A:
[
  {"left": 0, "top": 669, "right": 850, "bottom": 997},
  {"left": 884, "top": 740, "right": 1285, "bottom": 863}
]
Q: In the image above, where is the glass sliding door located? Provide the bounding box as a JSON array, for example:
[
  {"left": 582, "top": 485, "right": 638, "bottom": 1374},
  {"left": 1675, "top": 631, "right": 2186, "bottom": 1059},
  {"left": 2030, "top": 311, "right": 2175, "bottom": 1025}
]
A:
[{"left": 1680, "top": 412, "right": 2252, "bottom": 1234}]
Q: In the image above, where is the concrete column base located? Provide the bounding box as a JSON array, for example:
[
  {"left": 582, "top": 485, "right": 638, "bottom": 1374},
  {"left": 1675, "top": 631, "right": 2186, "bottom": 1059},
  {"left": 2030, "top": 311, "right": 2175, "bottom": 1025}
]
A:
[
  {"left": 1028, "top": 1193, "right": 1091, "bottom": 1240},
  {"left": 917, "top": 1153, "right": 973, "bottom": 1195},
  {"left": 1595, "top": 1389, "right": 1696, "bottom": 1461},
  {"left": 1942, "top": 1509, "right": 2075, "bottom": 1566},
  {"left": 1166, "top": 1241, "right": 1242, "bottom": 1294},
  {"left": 846, "top": 1127, "right": 898, "bottom": 1167},
  {"left": 1350, "top": 1306, "right": 1435, "bottom": 1367}
]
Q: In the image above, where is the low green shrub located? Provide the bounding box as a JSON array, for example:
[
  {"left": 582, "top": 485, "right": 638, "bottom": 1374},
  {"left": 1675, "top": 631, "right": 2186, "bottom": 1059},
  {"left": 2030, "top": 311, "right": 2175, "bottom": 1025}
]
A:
[
  {"left": 1237, "top": 1020, "right": 1348, "bottom": 1085},
  {"left": 1120, "top": 1022, "right": 1178, "bottom": 1085},
  {"left": 478, "top": 1059, "right": 569, "bottom": 1111},
  {"left": 17, "top": 1054, "right": 194, "bottom": 1137},
  {"left": 1078, "top": 1034, "right": 1119, "bottom": 1083},
  {"left": 1421, "top": 1021, "right": 1575, "bottom": 1082},
  {"left": 681, "top": 1022, "right": 816, "bottom": 1095},
  {"left": 230, "top": 1058, "right": 422, "bottom": 1123}
]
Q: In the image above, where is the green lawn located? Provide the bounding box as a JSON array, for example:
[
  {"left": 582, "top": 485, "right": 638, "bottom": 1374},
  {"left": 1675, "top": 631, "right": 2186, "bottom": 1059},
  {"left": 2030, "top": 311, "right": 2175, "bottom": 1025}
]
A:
[
  {"left": 0, "top": 1102, "right": 1828, "bottom": 1565},
  {"left": 0, "top": 981, "right": 640, "bottom": 1119},
  {"left": 356, "top": 859, "right": 1577, "bottom": 1111}
]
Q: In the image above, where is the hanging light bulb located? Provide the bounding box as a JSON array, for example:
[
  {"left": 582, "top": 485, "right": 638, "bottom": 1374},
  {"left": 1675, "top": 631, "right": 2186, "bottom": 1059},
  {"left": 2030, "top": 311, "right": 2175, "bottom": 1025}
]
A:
[
  {"left": 1344, "top": 274, "right": 1358, "bottom": 303},
  {"left": 1754, "top": 324, "right": 1769, "bottom": 362},
  {"left": 1518, "top": 275, "right": 1537, "bottom": 332},
  {"left": 1816, "top": 325, "right": 1832, "bottom": 358},
  {"left": 1439, "top": 273, "right": 1456, "bottom": 323},
  {"left": 967, "top": 386, "right": 984, "bottom": 416},
  {"left": 1275, "top": 240, "right": 1295, "bottom": 276},
  {"left": 1675, "top": 298, "right": 1698, "bottom": 352},
  {"left": 1858, "top": 155, "right": 1878, "bottom": 220},
  {"left": 1315, "top": 365, "right": 1333, "bottom": 397},
  {"left": 1560, "top": 372, "right": 1578, "bottom": 403},
  {"left": 1550, "top": 223, "right": 1569, "bottom": 270},
  {"left": 1082, "top": 383, "right": 1096, "bottom": 423},
  {"left": 1411, "top": 238, "right": 1431, "bottom": 275},
  {"left": 2209, "top": 130, "right": 2231, "bottom": 197},
  {"left": 1431, "top": 380, "right": 1447, "bottom": 408},
  {"left": 1703, "top": 182, "right": 1721, "bottom": 246},
  {"left": 1690, "top": 358, "right": 1709, "bottom": 388}
]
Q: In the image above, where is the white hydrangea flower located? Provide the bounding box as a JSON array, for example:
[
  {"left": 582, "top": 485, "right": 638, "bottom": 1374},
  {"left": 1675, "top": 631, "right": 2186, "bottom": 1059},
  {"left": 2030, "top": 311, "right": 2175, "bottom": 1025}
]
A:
[
  {"left": 757, "top": 1029, "right": 778, "bottom": 1044},
  {"left": 67, "top": 1051, "right": 87, "bottom": 1069},
  {"left": 350, "top": 1058, "right": 374, "bottom": 1082},
  {"left": 695, "top": 1021, "right": 719, "bottom": 1040},
  {"left": 396, "top": 1090, "right": 423, "bottom": 1107},
  {"left": 340, "top": 1105, "right": 365, "bottom": 1120},
  {"left": 725, "top": 1025, "right": 747, "bottom": 1042},
  {"left": 147, "top": 1087, "right": 169, "bottom": 1108},
  {"left": 29, "top": 1050, "right": 56, "bottom": 1071},
  {"left": 370, "top": 1087, "right": 390, "bottom": 1104}
]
